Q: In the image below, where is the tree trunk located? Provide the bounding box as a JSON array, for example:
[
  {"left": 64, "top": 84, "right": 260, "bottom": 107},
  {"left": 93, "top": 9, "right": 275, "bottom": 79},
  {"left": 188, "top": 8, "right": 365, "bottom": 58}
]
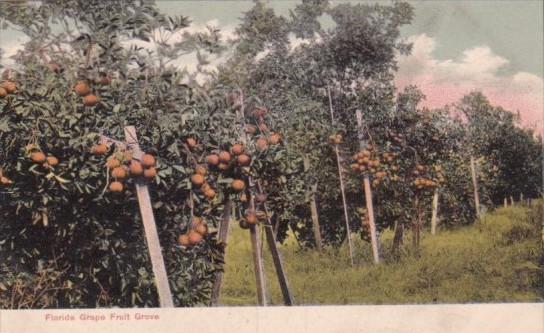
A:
[
  {"left": 392, "top": 221, "right": 404, "bottom": 254},
  {"left": 303, "top": 156, "right": 322, "bottom": 250}
]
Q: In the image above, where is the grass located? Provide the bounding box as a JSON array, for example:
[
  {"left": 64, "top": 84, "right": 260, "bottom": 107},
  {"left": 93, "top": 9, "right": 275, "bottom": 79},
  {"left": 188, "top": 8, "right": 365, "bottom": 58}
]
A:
[{"left": 217, "top": 204, "right": 543, "bottom": 306}]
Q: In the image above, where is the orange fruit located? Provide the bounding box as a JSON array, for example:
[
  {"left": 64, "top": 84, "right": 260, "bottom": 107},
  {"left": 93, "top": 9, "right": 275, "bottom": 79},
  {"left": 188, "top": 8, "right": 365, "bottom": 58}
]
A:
[
  {"left": 0, "top": 87, "right": 7, "bottom": 98},
  {"left": 219, "top": 151, "right": 231, "bottom": 163},
  {"left": 46, "top": 156, "right": 59, "bottom": 166},
  {"left": 206, "top": 154, "right": 219, "bottom": 166},
  {"left": 111, "top": 167, "right": 127, "bottom": 179},
  {"left": 106, "top": 158, "right": 121, "bottom": 169},
  {"left": 178, "top": 234, "right": 190, "bottom": 246},
  {"left": 129, "top": 161, "right": 144, "bottom": 175},
  {"left": 269, "top": 133, "right": 281, "bottom": 145},
  {"left": 191, "top": 173, "right": 205, "bottom": 186},
  {"left": 231, "top": 143, "right": 244, "bottom": 155},
  {"left": 194, "top": 223, "right": 208, "bottom": 236},
  {"left": 143, "top": 167, "right": 157, "bottom": 178},
  {"left": 91, "top": 144, "right": 108, "bottom": 155},
  {"left": 0, "top": 176, "right": 13, "bottom": 186},
  {"left": 83, "top": 94, "right": 99, "bottom": 106},
  {"left": 218, "top": 163, "right": 229, "bottom": 171},
  {"left": 204, "top": 189, "right": 216, "bottom": 200},
  {"left": 1, "top": 81, "right": 16, "bottom": 93},
  {"left": 141, "top": 154, "right": 156, "bottom": 168},
  {"left": 188, "top": 230, "right": 203, "bottom": 244},
  {"left": 231, "top": 179, "right": 245, "bottom": 192},
  {"left": 256, "top": 137, "right": 268, "bottom": 151},
  {"left": 30, "top": 151, "right": 46, "bottom": 163},
  {"left": 195, "top": 165, "right": 207, "bottom": 176},
  {"left": 74, "top": 81, "right": 90, "bottom": 96},
  {"left": 237, "top": 154, "right": 251, "bottom": 166},
  {"left": 109, "top": 181, "right": 123, "bottom": 192},
  {"left": 245, "top": 213, "right": 258, "bottom": 225}
]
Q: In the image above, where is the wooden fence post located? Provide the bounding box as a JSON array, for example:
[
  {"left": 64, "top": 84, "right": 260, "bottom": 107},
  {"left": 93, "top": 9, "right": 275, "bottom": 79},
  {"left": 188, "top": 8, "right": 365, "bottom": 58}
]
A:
[
  {"left": 470, "top": 156, "right": 481, "bottom": 219},
  {"left": 355, "top": 109, "right": 380, "bottom": 264},
  {"left": 257, "top": 181, "right": 294, "bottom": 305},
  {"left": 431, "top": 188, "right": 439, "bottom": 235},
  {"left": 303, "top": 156, "right": 323, "bottom": 251},
  {"left": 210, "top": 198, "right": 232, "bottom": 306},
  {"left": 504, "top": 197, "right": 508, "bottom": 208},
  {"left": 510, "top": 196, "right": 514, "bottom": 206},
  {"left": 124, "top": 126, "right": 174, "bottom": 308},
  {"left": 327, "top": 87, "right": 355, "bottom": 266},
  {"left": 249, "top": 183, "right": 267, "bottom": 306}
]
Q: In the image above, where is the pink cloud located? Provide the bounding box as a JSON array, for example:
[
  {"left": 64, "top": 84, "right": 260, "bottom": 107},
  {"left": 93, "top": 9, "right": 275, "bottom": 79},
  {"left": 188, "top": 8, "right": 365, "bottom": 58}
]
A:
[{"left": 395, "top": 34, "right": 544, "bottom": 134}]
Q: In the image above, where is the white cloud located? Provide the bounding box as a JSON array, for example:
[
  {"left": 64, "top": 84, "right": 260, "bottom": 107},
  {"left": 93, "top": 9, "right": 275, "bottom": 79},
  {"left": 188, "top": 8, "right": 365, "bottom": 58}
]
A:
[{"left": 396, "top": 34, "right": 544, "bottom": 134}]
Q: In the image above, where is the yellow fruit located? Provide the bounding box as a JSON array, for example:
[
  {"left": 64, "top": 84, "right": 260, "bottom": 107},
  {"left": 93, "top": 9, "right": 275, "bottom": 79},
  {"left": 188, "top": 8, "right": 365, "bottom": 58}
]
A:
[{"left": 218, "top": 163, "right": 229, "bottom": 171}]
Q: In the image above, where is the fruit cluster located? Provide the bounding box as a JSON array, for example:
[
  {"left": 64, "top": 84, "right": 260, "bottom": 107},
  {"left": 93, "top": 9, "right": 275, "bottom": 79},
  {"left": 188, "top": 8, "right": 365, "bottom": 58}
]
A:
[
  {"left": 74, "top": 80, "right": 100, "bottom": 107},
  {"left": 245, "top": 106, "right": 282, "bottom": 151},
  {"left": 328, "top": 133, "right": 343, "bottom": 145},
  {"left": 411, "top": 164, "right": 437, "bottom": 190},
  {"left": 27, "top": 147, "right": 60, "bottom": 169},
  {"left": 205, "top": 143, "right": 250, "bottom": 194},
  {"left": 350, "top": 147, "right": 399, "bottom": 186},
  {"left": 177, "top": 216, "right": 208, "bottom": 247},
  {"left": 0, "top": 80, "right": 17, "bottom": 98},
  {"left": 91, "top": 143, "right": 157, "bottom": 192}
]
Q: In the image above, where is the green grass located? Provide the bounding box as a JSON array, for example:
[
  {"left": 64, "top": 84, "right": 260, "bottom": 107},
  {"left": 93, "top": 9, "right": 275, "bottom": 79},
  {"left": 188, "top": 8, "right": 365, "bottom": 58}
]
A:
[{"left": 218, "top": 204, "right": 543, "bottom": 305}]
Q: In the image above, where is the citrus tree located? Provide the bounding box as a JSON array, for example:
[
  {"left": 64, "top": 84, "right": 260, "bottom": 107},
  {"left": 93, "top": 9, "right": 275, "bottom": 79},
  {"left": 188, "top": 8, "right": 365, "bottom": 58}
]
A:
[{"left": 0, "top": 0, "right": 231, "bottom": 307}]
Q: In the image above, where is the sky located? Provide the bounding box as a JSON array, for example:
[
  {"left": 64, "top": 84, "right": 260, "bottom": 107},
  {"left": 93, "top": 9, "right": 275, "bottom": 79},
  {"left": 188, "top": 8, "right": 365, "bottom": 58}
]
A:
[{"left": 1, "top": 0, "right": 542, "bottom": 132}]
